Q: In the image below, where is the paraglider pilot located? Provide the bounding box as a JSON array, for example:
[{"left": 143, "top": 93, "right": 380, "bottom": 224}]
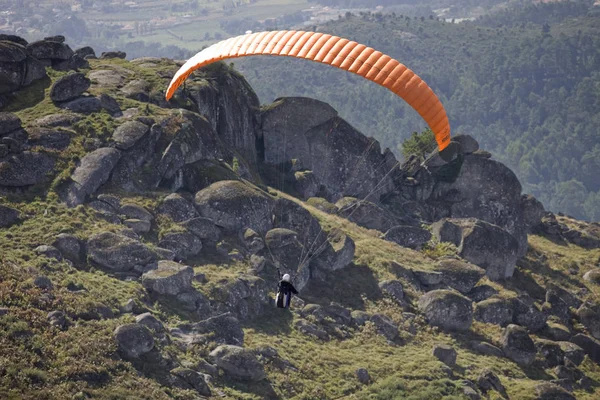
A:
[{"left": 276, "top": 274, "right": 298, "bottom": 309}]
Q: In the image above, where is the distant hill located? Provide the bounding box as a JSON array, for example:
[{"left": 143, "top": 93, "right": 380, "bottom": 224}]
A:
[{"left": 235, "top": 1, "right": 600, "bottom": 221}]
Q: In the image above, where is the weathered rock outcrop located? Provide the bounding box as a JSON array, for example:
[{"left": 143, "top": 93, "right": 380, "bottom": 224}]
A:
[
  {"left": 474, "top": 298, "right": 513, "bottom": 326},
  {"left": 261, "top": 97, "right": 397, "bottom": 202},
  {"left": 501, "top": 324, "right": 536, "bottom": 365},
  {"left": 158, "top": 230, "right": 202, "bottom": 261},
  {"left": 434, "top": 218, "right": 519, "bottom": 280},
  {"left": 114, "top": 324, "right": 155, "bottom": 359},
  {"left": 418, "top": 290, "right": 473, "bottom": 332},
  {"left": 209, "top": 345, "right": 266, "bottom": 381},
  {"left": 184, "top": 68, "right": 260, "bottom": 164},
  {"left": 0, "top": 40, "right": 47, "bottom": 95},
  {"left": 264, "top": 228, "right": 311, "bottom": 290},
  {"left": 64, "top": 148, "right": 121, "bottom": 206},
  {"left": 435, "top": 258, "right": 485, "bottom": 294},
  {"left": 0, "top": 204, "right": 20, "bottom": 228},
  {"left": 157, "top": 193, "right": 198, "bottom": 222},
  {"left": 194, "top": 180, "right": 274, "bottom": 234},
  {"left": 142, "top": 260, "right": 194, "bottom": 296},
  {"left": 87, "top": 232, "right": 156, "bottom": 272},
  {"left": 383, "top": 225, "right": 432, "bottom": 249},
  {"left": 336, "top": 197, "right": 398, "bottom": 232},
  {"left": 0, "top": 151, "right": 55, "bottom": 187},
  {"left": 49, "top": 72, "right": 90, "bottom": 102},
  {"left": 409, "top": 146, "right": 529, "bottom": 258}
]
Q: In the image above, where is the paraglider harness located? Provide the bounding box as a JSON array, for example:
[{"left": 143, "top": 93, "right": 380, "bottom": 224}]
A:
[{"left": 275, "top": 269, "right": 298, "bottom": 309}]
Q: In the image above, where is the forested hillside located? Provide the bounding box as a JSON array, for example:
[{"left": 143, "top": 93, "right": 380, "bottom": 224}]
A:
[{"left": 235, "top": 1, "right": 600, "bottom": 221}]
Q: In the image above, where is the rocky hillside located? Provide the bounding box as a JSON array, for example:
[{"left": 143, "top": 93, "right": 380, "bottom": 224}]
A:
[{"left": 1, "top": 35, "right": 600, "bottom": 400}]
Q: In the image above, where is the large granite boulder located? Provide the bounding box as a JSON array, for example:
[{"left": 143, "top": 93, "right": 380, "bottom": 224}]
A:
[
  {"left": 174, "top": 313, "right": 244, "bottom": 346},
  {"left": 418, "top": 290, "right": 473, "bottom": 332},
  {"left": 0, "top": 152, "right": 55, "bottom": 187},
  {"left": 570, "top": 334, "right": 600, "bottom": 364},
  {"left": 383, "top": 225, "right": 432, "bottom": 250},
  {"left": 49, "top": 72, "right": 90, "bottom": 102},
  {"left": 112, "top": 121, "right": 150, "bottom": 150},
  {"left": 158, "top": 231, "right": 202, "bottom": 261},
  {"left": 435, "top": 258, "right": 485, "bottom": 294},
  {"left": 474, "top": 297, "right": 513, "bottom": 326},
  {"left": 194, "top": 181, "right": 274, "bottom": 234},
  {"left": 114, "top": 324, "right": 154, "bottom": 360},
  {"left": 52, "top": 233, "right": 82, "bottom": 264},
  {"left": 27, "top": 128, "right": 72, "bottom": 150},
  {"left": 0, "top": 204, "right": 20, "bottom": 228},
  {"left": 512, "top": 294, "right": 547, "bottom": 332},
  {"left": 209, "top": 345, "right": 266, "bottom": 381},
  {"left": 87, "top": 232, "right": 156, "bottom": 272},
  {"left": 157, "top": 193, "right": 198, "bottom": 222},
  {"left": 64, "top": 148, "right": 121, "bottom": 206},
  {"left": 265, "top": 228, "right": 310, "bottom": 290},
  {"left": 184, "top": 69, "right": 260, "bottom": 164},
  {"left": 0, "top": 112, "right": 22, "bottom": 135},
  {"left": 336, "top": 197, "right": 398, "bottom": 232},
  {"left": 0, "top": 41, "right": 47, "bottom": 94},
  {"left": 109, "top": 124, "right": 162, "bottom": 190},
  {"left": 27, "top": 39, "right": 73, "bottom": 61},
  {"left": 501, "top": 324, "right": 536, "bottom": 365},
  {"left": 310, "top": 228, "right": 355, "bottom": 273},
  {"left": 142, "top": 260, "right": 194, "bottom": 296},
  {"left": 261, "top": 97, "right": 397, "bottom": 201},
  {"left": 534, "top": 382, "right": 575, "bottom": 400},
  {"left": 434, "top": 218, "right": 519, "bottom": 280},
  {"left": 181, "top": 217, "right": 221, "bottom": 243}
]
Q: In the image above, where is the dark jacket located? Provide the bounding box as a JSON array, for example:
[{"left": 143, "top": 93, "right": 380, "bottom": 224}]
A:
[{"left": 278, "top": 281, "right": 298, "bottom": 295}]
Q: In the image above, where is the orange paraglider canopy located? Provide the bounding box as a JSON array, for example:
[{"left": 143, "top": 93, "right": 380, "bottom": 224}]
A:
[{"left": 166, "top": 30, "right": 451, "bottom": 152}]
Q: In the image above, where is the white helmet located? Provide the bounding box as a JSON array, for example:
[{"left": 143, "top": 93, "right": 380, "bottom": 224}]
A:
[{"left": 282, "top": 274, "right": 291, "bottom": 282}]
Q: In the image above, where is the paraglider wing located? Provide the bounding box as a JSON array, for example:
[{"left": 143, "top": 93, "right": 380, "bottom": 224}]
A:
[{"left": 165, "top": 30, "right": 451, "bottom": 151}]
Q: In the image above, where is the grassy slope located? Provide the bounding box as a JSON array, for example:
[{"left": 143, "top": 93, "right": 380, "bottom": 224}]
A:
[{"left": 1, "top": 58, "right": 600, "bottom": 399}]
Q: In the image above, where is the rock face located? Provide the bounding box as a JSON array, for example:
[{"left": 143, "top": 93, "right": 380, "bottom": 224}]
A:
[
  {"left": 411, "top": 151, "right": 529, "bottom": 258},
  {"left": 157, "top": 193, "right": 198, "bottom": 222},
  {"left": 0, "top": 152, "right": 55, "bottom": 187},
  {"left": 209, "top": 345, "right": 266, "bottom": 381},
  {"left": 0, "top": 204, "right": 20, "bottom": 228},
  {"left": 383, "top": 225, "right": 432, "bottom": 249},
  {"left": 64, "top": 148, "right": 121, "bottom": 206},
  {"left": 570, "top": 334, "right": 600, "bottom": 364},
  {"left": 1, "top": 41, "right": 47, "bottom": 95},
  {"left": 194, "top": 181, "right": 274, "bottom": 234},
  {"left": 52, "top": 233, "right": 82, "bottom": 263},
  {"left": 27, "top": 128, "right": 71, "bottom": 150},
  {"left": 87, "top": 232, "right": 156, "bottom": 272},
  {"left": 112, "top": 121, "right": 150, "bottom": 150},
  {"left": 474, "top": 298, "right": 513, "bottom": 326},
  {"left": 49, "top": 72, "right": 90, "bottom": 102},
  {"left": 310, "top": 228, "right": 355, "bottom": 273},
  {"left": 185, "top": 68, "right": 260, "bottom": 164},
  {"left": 114, "top": 324, "right": 154, "bottom": 359},
  {"left": 336, "top": 197, "right": 398, "bottom": 232},
  {"left": 434, "top": 218, "right": 519, "bottom": 280},
  {"left": 265, "top": 228, "right": 311, "bottom": 290},
  {"left": 435, "top": 258, "right": 485, "bottom": 294},
  {"left": 418, "top": 290, "right": 473, "bottom": 332},
  {"left": 534, "top": 382, "right": 575, "bottom": 400},
  {"left": 433, "top": 344, "right": 457, "bottom": 367},
  {"left": 158, "top": 231, "right": 202, "bottom": 261},
  {"left": 261, "top": 97, "right": 397, "bottom": 201},
  {"left": 501, "top": 324, "right": 536, "bottom": 365},
  {"left": 142, "top": 260, "right": 194, "bottom": 296}
]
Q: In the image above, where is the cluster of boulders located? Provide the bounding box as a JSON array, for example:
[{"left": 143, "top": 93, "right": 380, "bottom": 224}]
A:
[{"left": 0, "top": 35, "right": 93, "bottom": 107}]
